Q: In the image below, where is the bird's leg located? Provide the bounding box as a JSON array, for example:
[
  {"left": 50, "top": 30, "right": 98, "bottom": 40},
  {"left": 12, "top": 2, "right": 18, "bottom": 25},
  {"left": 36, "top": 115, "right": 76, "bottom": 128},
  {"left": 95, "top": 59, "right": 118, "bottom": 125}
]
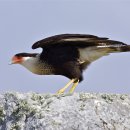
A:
[
  {"left": 57, "top": 79, "right": 75, "bottom": 94},
  {"left": 69, "top": 79, "right": 79, "bottom": 93}
]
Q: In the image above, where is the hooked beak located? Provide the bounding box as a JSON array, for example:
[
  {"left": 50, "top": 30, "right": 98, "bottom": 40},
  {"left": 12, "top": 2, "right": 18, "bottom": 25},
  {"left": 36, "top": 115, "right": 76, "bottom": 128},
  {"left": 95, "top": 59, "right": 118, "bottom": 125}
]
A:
[{"left": 9, "top": 56, "right": 23, "bottom": 65}]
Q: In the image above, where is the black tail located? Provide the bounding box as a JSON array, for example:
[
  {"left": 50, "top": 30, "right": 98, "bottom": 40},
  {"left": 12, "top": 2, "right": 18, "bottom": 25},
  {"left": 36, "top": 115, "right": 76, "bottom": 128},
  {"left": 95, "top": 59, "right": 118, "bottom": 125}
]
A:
[
  {"left": 98, "top": 44, "right": 130, "bottom": 53},
  {"left": 119, "top": 45, "right": 130, "bottom": 52},
  {"left": 109, "top": 45, "right": 130, "bottom": 53}
]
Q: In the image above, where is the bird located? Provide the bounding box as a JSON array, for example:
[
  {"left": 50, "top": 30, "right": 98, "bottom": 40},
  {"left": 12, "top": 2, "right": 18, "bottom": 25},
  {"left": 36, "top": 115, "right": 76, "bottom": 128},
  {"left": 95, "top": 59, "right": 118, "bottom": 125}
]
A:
[{"left": 11, "top": 34, "right": 130, "bottom": 94}]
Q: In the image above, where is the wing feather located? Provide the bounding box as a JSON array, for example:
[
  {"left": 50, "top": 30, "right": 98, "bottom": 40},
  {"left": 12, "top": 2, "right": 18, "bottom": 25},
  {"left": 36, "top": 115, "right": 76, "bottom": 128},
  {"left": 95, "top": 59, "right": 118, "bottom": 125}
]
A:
[{"left": 32, "top": 34, "right": 111, "bottom": 49}]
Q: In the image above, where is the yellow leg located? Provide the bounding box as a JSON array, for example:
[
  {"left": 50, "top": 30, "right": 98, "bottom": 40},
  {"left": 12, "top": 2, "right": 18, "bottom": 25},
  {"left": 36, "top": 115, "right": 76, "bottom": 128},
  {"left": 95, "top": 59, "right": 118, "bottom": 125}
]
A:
[
  {"left": 57, "top": 79, "right": 75, "bottom": 94},
  {"left": 69, "top": 80, "right": 79, "bottom": 93}
]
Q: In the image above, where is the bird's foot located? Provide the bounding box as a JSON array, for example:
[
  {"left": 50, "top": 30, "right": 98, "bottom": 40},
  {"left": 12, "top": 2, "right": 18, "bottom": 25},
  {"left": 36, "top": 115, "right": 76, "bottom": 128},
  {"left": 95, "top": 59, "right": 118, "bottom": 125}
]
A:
[
  {"left": 56, "top": 79, "right": 75, "bottom": 95},
  {"left": 56, "top": 88, "right": 65, "bottom": 95}
]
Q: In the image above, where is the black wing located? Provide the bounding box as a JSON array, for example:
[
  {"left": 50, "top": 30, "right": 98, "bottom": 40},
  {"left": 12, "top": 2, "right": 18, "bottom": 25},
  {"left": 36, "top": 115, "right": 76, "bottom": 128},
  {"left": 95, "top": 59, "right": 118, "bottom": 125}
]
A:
[
  {"left": 32, "top": 34, "right": 123, "bottom": 49},
  {"left": 32, "top": 34, "right": 127, "bottom": 49}
]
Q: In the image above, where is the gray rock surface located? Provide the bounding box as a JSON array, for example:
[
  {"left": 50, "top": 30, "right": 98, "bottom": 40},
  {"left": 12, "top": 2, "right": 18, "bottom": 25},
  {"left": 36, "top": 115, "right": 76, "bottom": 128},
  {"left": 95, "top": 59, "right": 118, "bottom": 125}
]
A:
[{"left": 0, "top": 92, "right": 130, "bottom": 130}]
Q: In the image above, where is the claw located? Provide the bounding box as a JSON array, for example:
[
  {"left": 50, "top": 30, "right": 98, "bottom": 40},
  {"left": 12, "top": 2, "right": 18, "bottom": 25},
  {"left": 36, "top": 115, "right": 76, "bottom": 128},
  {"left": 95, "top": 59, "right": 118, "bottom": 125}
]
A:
[{"left": 57, "top": 89, "right": 65, "bottom": 95}]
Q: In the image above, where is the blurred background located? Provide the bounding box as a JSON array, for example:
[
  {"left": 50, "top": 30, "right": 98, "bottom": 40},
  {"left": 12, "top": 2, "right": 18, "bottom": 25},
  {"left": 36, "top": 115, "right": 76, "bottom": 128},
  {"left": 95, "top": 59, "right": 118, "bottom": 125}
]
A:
[{"left": 0, "top": 0, "right": 130, "bottom": 93}]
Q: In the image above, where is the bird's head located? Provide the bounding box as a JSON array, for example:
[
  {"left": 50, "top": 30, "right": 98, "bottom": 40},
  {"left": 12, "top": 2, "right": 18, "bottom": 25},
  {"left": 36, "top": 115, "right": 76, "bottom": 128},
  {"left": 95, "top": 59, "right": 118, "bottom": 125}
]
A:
[{"left": 10, "top": 53, "right": 38, "bottom": 65}]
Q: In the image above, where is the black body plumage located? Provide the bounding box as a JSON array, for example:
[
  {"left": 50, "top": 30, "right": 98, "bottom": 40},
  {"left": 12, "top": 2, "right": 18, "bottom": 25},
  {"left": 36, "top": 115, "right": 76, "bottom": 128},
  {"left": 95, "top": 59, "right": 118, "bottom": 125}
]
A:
[{"left": 39, "top": 45, "right": 83, "bottom": 81}]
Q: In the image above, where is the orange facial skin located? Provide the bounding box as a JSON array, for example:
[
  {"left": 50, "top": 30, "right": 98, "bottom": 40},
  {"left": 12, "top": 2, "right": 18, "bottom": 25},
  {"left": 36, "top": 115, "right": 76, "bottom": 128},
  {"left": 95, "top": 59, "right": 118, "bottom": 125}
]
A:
[{"left": 11, "top": 56, "right": 23, "bottom": 64}]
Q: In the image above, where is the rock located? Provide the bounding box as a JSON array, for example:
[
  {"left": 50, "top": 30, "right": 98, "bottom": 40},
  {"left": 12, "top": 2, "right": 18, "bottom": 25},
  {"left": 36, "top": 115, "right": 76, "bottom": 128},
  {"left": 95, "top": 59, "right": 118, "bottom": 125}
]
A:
[{"left": 0, "top": 92, "right": 130, "bottom": 130}]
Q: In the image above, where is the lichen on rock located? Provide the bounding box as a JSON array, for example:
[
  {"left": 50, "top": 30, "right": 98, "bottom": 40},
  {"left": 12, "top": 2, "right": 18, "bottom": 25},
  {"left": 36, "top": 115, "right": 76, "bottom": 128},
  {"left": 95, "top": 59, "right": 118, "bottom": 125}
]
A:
[{"left": 0, "top": 92, "right": 130, "bottom": 130}]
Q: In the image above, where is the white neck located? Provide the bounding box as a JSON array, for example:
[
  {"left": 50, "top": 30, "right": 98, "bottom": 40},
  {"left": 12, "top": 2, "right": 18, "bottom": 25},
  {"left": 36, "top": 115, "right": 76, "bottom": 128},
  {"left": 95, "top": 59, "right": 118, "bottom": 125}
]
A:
[
  {"left": 20, "top": 56, "right": 54, "bottom": 75},
  {"left": 20, "top": 57, "right": 40, "bottom": 74}
]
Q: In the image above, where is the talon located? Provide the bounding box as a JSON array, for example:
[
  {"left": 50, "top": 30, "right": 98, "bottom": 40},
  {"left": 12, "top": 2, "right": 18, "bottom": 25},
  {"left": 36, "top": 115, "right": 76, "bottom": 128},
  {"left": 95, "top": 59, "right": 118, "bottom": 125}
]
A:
[{"left": 57, "top": 89, "right": 65, "bottom": 94}]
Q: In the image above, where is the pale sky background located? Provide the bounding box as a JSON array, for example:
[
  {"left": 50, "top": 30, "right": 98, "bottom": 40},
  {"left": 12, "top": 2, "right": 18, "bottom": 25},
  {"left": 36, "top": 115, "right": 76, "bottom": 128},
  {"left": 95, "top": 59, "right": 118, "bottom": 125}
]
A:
[{"left": 0, "top": 0, "right": 130, "bottom": 94}]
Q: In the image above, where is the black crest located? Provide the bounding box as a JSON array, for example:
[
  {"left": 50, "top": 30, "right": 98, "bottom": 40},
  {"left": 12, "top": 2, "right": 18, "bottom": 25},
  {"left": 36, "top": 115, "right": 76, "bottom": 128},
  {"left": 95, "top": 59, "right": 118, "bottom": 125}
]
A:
[{"left": 15, "top": 53, "right": 38, "bottom": 57}]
